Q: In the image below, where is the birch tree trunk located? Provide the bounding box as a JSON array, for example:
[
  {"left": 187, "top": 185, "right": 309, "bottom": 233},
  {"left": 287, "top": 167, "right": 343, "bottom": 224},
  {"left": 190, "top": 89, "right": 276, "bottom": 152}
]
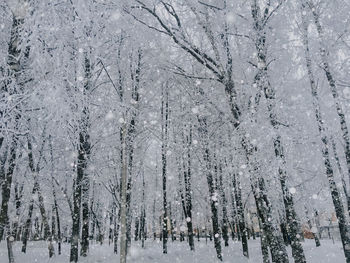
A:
[
  {"left": 120, "top": 123, "right": 128, "bottom": 263},
  {"left": 232, "top": 171, "right": 249, "bottom": 257},
  {"left": 184, "top": 127, "right": 194, "bottom": 251},
  {"left": 307, "top": 0, "right": 350, "bottom": 194},
  {"left": 26, "top": 136, "right": 55, "bottom": 257},
  {"left": 218, "top": 164, "right": 229, "bottom": 247},
  {"left": 197, "top": 116, "right": 222, "bottom": 261},
  {"left": 301, "top": 4, "right": 350, "bottom": 261},
  {"left": 1, "top": 142, "right": 16, "bottom": 262},
  {"left": 161, "top": 84, "right": 169, "bottom": 254},
  {"left": 250, "top": 2, "right": 305, "bottom": 262},
  {"left": 49, "top": 137, "right": 62, "bottom": 254},
  {"left": 80, "top": 52, "right": 92, "bottom": 258},
  {"left": 176, "top": 122, "right": 195, "bottom": 251},
  {"left": 330, "top": 136, "right": 350, "bottom": 216},
  {"left": 242, "top": 136, "right": 289, "bottom": 263}
]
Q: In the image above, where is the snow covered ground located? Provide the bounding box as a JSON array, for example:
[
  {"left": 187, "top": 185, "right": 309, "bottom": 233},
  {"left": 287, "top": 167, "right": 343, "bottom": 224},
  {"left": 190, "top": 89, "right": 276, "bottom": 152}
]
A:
[{"left": 0, "top": 239, "right": 345, "bottom": 263}]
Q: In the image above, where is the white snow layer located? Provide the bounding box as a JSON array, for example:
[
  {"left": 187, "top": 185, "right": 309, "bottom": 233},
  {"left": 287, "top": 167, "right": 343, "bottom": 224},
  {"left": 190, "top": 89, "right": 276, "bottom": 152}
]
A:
[{"left": 0, "top": 239, "right": 345, "bottom": 263}]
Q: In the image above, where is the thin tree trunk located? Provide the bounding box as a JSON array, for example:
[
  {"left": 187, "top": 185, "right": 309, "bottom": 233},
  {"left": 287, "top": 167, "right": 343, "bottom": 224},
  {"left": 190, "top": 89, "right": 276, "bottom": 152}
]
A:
[
  {"left": 14, "top": 182, "right": 23, "bottom": 241},
  {"left": 54, "top": 197, "right": 62, "bottom": 255},
  {"left": 232, "top": 172, "right": 249, "bottom": 257},
  {"left": 330, "top": 136, "right": 350, "bottom": 216},
  {"left": 80, "top": 51, "right": 92, "bottom": 258},
  {"left": 21, "top": 184, "right": 36, "bottom": 253},
  {"left": 219, "top": 164, "right": 229, "bottom": 247},
  {"left": 0, "top": 140, "right": 17, "bottom": 244},
  {"left": 114, "top": 207, "right": 120, "bottom": 254},
  {"left": 197, "top": 116, "right": 222, "bottom": 261},
  {"left": 49, "top": 137, "right": 62, "bottom": 254},
  {"left": 182, "top": 125, "right": 195, "bottom": 251},
  {"left": 37, "top": 182, "right": 55, "bottom": 257},
  {"left": 70, "top": 172, "right": 82, "bottom": 262},
  {"left": 305, "top": 206, "right": 320, "bottom": 247},
  {"left": 161, "top": 84, "right": 169, "bottom": 254},
  {"left": 80, "top": 175, "right": 90, "bottom": 257},
  {"left": 141, "top": 173, "right": 146, "bottom": 248},
  {"left": 1, "top": 143, "right": 17, "bottom": 263},
  {"left": 7, "top": 233, "right": 15, "bottom": 263},
  {"left": 120, "top": 123, "right": 128, "bottom": 263}
]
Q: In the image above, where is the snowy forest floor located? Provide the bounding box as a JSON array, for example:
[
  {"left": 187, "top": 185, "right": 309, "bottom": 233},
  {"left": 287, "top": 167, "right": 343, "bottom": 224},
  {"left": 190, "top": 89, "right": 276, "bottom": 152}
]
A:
[{"left": 0, "top": 238, "right": 345, "bottom": 263}]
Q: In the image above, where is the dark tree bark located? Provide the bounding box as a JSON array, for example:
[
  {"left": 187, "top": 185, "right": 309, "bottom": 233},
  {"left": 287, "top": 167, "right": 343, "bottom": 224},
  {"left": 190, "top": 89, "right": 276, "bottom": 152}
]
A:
[
  {"left": 70, "top": 120, "right": 90, "bottom": 261},
  {"left": 161, "top": 83, "right": 169, "bottom": 254},
  {"left": 232, "top": 171, "right": 249, "bottom": 257},
  {"left": 197, "top": 116, "right": 222, "bottom": 261},
  {"left": 22, "top": 183, "right": 36, "bottom": 253},
  {"left": 50, "top": 138, "right": 62, "bottom": 255},
  {"left": 134, "top": 217, "right": 140, "bottom": 241},
  {"left": 120, "top": 123, "right": 128, "bottom": 263},
  {"left": 259, "top": 218, "right": 271, "bottom": 263},
  {"left": 0, "top": 140, "right": 17, "bottom": 263},
  {"left": 14, "top": 181, "right": 23, "bottom": 241},
  {"left": 175, "top": 123, "right": 195, "bottom": 251},
  {"left": 218, "top": 163, "right": 229, "bottom": 247},
  {"left": 140, "top": 173, "right": 146, "bottom": 248},
  {"left": 330, "top": 136, "right": 350, "bottom": 217},
  {"left": 114, "top": 207, "right": 120, "bottom": 254},
  {"left": 80, "top": 52, "right": 92, "bottom": 258},
  {"left": 280, "top": 221, "right": 290, "bottom": 246}
]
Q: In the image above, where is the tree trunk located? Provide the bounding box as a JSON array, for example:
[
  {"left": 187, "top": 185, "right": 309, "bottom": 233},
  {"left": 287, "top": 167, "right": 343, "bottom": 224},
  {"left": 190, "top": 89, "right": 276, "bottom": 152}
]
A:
[
  {"left": 243, "top": 137, "right": 289, "bottom": 263},
  {"left": 120, "top": 123, "right": 128, "bottom": 263},
  {"left": 50, "top": 138, "right": 62, "bottom": 255},
  {"left": 70, "top": 176, "right": 82, "bottom": 262},
  {"left": 249, "top": 2, "right": 305, "bottom": 261},
  {"left": 7, "top": 233, "right": 15, "bottom": 263},
  {"left": 14, "top": 182, "right": 23, "bottom": 241},
  {"left": 114, "top": 207, "right": 120, "bottom": 254},
  {"left": 80, "top": 51, "right": 92, "bottom": 258},
  {"left": 308, "top": 0, "right": 350, "bottom": 196},
  {"left": 179, "top": 125, "right": 195, "bottom": 251},
  {"left": 134, "top": 217, "right": 140, "bottom": 241},
  {"left": 197, "top": 116, "right": 222, "bottom": 261},
  {"left": 26, "top": 136, "right": 55, "bottom": 257},
  {"left": 0, "top": 141, "right": 17, "bottom": 244},
  {"left": 259, "top": 219, "right": 271, "bottom": 263},
  {"left": 219, "top": 164, "right": 229, "bottom": 247},
  {"left": 21, "top": 184, "right": 36, "bottom": 253},
  {"left": 36, "top": 181, "right": 55, "bottom": 257},
  {"left": 232, "top": 172, "right": 249, "bottom": 257},
  {"left": 301, "top": 5, "right": 350, "bottom": 261},
  {"left": 305, "top": 206, "right": 320, "bottom": 247},
  {"left": 330, "top": 136, "right": 350, "bottom": 217},
  {"left": 161, "top": 84, "right": 169, "bottom": 254}
]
